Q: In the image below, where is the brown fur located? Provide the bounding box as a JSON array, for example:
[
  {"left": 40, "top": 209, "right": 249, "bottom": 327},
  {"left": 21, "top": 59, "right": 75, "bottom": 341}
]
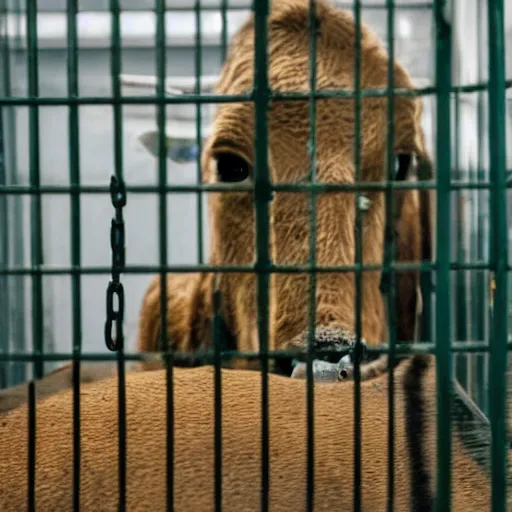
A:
[
  {"left": 0, "top": 363, "right": 118, "bottom": 414},
  {"left": 136, "top": 0, "right": 428, "bottom": 372},
  {"left": 0, "top": 354, "right": 507, "bottom": 511}
]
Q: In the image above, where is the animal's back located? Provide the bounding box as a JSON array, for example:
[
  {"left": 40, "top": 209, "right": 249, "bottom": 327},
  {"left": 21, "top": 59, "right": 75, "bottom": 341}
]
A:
[{"left": 0, "top": 358, "right": 494, "bottom": 511}]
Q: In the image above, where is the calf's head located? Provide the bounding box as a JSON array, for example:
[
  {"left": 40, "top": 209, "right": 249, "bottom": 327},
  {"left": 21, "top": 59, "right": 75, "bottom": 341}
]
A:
[{"left": 201, "top": 0, "right": 427, "bottom": 363}]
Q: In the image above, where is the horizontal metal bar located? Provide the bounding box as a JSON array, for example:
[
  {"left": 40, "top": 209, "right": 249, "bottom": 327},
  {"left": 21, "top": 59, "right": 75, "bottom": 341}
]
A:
[
  {"left": 0, "top": 93, "right": 252, "bottom": 106},
  {"left": 0, "top": 180, "right": 506, "bottom": 196},
  {"left": 272, "top": 80, "right": 512, "bottom": 98},
  {"left": 1, "top": 79, "right": 510, "bottom": 106},
  {"left": 0, "top": 261, "right": 493, "bottom": 276},
  {"left": 1, "top": 341, "right": 510, "bottom": 365},
  {"left": 30, "top": 6, "right": 252, "bottom": 14},
  {"left": 29, "top": 2, "right": 435, "bottom": 14}
]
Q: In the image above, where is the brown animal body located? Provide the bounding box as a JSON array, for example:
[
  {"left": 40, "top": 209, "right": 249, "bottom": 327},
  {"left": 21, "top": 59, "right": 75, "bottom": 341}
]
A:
[
  {"left": 136, "top": 0, "right": 430, "bottom": 374},
  {"left": 0, "top": 355, "right": 505, "bottom": 511}
]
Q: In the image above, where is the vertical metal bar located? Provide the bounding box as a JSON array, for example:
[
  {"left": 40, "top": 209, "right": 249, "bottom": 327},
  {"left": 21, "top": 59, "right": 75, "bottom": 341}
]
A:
[
  {"left": 474, "top": 0, "right": 487, "bottom": 415},
  {"left": 253, "top": 0, "right": 271, "bottom": 509},
  {"left": 67, "top": 0, "right": 82, "bottom": 509},
  {"left": 2, "top": 0, "right": 26, "bottom": 387},
  {"left": 212, "top": 280, "right": 223, "bottom": 512},
  {"left": 306, "top": 0, "right": 317, "bottom": 510},
  {"left": 0, "top": 84, "right": 9, "bottom": 389},
  {"left": 0, "top": 5, "right": 9, "bottom": 387},
  {"left": 220, "top": 0, "right": 228, "bottom": 62},
  {"left": 454, "top": 83, "right": 468, "bottom": 389},
  {"left": 434, "top": 0, "right": 453, "bottom": 509},
  {"left": 384, "top": 1, "right": 396, "bottom": 510},
  {"left": 450, "top": 0, "right": 469, "bottom": 392},
  {"left": 195, "top": 0, "right": 204, "bottom": 264},
  {"left": 418, "top": 158, "right": 433, "bottom": 346},
  {"left": 28, "top": 380, "right": 36, "bottom": 512},
  {"left": 452, "top": 43, "right": 461, "bottom": 382},
  {"left": 155, "top": 2, "right": 174, "bottom": 511},
  {"left": 352, "top": 1, "right": 363, "bottom": 509},
  {"left": 26, "top": 0, "right": 44, "bottom": 381},
  {"left": 109, "top": 1, "right": 127, "bottom": 509},
  {"left": 25, "top": 7, "right": 41, "bottom": 506},
  {"left": 487, "top": 0, "right": 508, "bottom": 509}
]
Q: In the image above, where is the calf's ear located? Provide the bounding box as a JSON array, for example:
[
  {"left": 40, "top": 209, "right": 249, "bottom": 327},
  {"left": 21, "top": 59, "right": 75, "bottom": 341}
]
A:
[
  {"left": 120, "top": 73, "right": 216, "bottom": 165},
  {"left": 138, "top": 131, "right": 203, "bottom": 164}
]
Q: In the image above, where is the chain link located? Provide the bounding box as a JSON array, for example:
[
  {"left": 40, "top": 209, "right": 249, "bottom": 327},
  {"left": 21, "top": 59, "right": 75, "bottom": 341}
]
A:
[{"left": 104, "top": 175, "right": 127, "bottom": 351}]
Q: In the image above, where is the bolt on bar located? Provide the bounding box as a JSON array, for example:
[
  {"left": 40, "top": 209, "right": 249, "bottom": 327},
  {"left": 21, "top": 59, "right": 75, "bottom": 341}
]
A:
[
  {"left": 253, "top": 0, "right": 272, "bottom": 509},
  {"left": 487, "top": 0, "right": 508, "bottom": 510}
]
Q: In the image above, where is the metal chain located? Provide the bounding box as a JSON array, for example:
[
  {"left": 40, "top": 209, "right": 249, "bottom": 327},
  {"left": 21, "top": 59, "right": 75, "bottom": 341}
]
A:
[{"left": 104, "top": 175, "right": 127, "bottom": 351}]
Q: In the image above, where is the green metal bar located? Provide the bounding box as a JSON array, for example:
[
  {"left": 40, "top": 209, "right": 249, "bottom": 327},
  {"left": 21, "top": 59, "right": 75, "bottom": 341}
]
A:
[
  {"left": 384, "top": 1, "right": 397, "bottom": 509},
  {"left": 0, "top": 0, "right": 8, "bottom": 389},
  {"left": 0, "top": 55, "right": 9, "bottom": 389},
  {"left": 212, "top": 280, "right": 223, "bottom": 512},
  {"left": 3, "top": 179, "right": 512, "bottom": 194},
  {"left": 155, "top": 1, "right": 174, "bottom": 510},
  {"left": 24, "top": 2, "right": 437, "bottom": 13},
  {"left": 27, "top": 381, "right": 36, "bottom": 511},
  {"left": 4, "top": 39, "right": 26, "bottom": 387},
  {"left": 3, "top": 179, "right": 512, "bottom": 195},
  {"left": 253, "top": 0, "right": 271, "bottom": 508},
  {"left": 453, "top": 74, "right": 469, "bottom": 389},
  {"left": 417, "top": 158, "right": 433, "bottom": 345},
  {"left": 353, "top": 1, "right": 363, "bottom": 509},
  {"left": 1, "top": 0, "right": 23, "bottom": 388},
  {"left": 26, "top": 0, "right": 44, "bottom": 381},
  {"left": 156, "top": 0, "right": 168, "bottom": 354},
  {"left": 473, "top": 0, "right": 488, "bottom": 415},
  {"left": 110, "top": 0, "right": 127, "bottom": 508},
  {"left": 195, "top": 0, "right": 204, "bottom": 264},
  {"left": 220, "top": 0, "right": 228, "bottom": 62},
  {"left": 306, "top": 0, "right": 317, "bottom": 509},
  {"left": 487, "top": 0, "right": 508, "bottom": 509},
  {"left": 0, "top": 79, "right": 507, "bottom": 105},
  {"left": 434, "top": 1, "right": 453, "bottom": 509},
  {"left": 67, "top": 0, "right": 82, "bottom": 508},
  {"left": 4, "top": 340, "right": 512, "bottom": 364},
  {"left": 0, "top": 260, "right": 499, "bottom": 276}
]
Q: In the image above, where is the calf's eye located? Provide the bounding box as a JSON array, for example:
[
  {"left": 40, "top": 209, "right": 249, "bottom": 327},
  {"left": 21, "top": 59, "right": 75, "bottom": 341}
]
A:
[
  {"left": 393, "top": 154, "right": 412, "bottom": 181},
  {"left": 216, "top": 153, "right": 251, "bottom": 183}
]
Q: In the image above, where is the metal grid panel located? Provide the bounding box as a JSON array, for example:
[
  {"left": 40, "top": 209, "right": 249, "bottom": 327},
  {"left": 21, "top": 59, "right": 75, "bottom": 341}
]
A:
[{"left": 0, "top": 0, "right": 511, "bottom": 510}]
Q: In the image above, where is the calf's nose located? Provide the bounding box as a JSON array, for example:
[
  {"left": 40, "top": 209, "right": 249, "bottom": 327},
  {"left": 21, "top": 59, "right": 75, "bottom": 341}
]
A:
[{"left": 276, "top": 325, "right": 370, "bottom": 379}]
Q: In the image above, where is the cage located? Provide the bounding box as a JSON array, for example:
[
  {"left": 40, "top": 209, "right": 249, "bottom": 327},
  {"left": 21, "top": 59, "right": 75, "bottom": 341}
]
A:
[{"left": 0, "top": 0, "right": 511, "bottom": 510}]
